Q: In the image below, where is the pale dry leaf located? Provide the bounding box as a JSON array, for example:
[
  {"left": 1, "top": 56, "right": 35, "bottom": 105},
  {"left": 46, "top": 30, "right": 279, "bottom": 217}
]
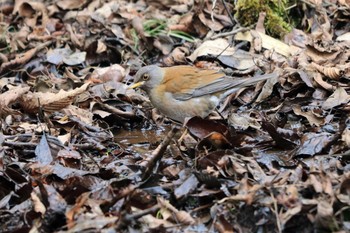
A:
[
  {"left": 46, "top": 48, "right": 72, "bottom": 65},
  {"left": 141, "top": 214, "right": 174, "bottom": 229},
  {"left": 0, "top": 86, "right": 30, "bottom": 117},
  {"left": 279, "top": 204, "right": 302, "bottom": 228},
  {"left": 18, "top": 122, "right": 49, "bottom": 133},
  {"left": 341, "top": 128, "right": 350, "bottom": 147},
  {"left": 187, "top": 38, "right": 235, "bottom": 62},
  {"left": 309, "top": 174, "right": 323, "bottom": 193},
  {"left": 218, "top": 49, "right": 257, "bottom": 71},
  {"left": 255, "top": 74, "right": 279, "bottom": 102},
  {"left": 313, "top": 73, "right": 335, "bottom": 91},
  {"left": 20, "top": 82, "right": 90, "bottom": 114},
  {"left": 61, "top": 105, "right": 94, "bottom": 125},
  {"left": 35, "top": 133, "right": 53, "bottom": 165},
  {"left": 251, "top": 29, "right": 262, "bottom": 52},
  {"left": 336, "top": 32, "right": 350, "bottom": 41},
  {"left": 31, "top": 192, "right": 46, "bottom": 215},
  {"left": 63, "top": 51, "right": 86, "bottom": 65},
  {"left": 322, "top": 87, "right": 350, "bottom": 110},
  {"left": 309, "top": 0, "right": 323, "bottom": 6},
  {"left": 228, "top": 113, "right": 261, "bottom": 130},
  {"left": 57, "top": 132, "right": 71, "bottom": 145},
  {"left": 56, "top": 0, "right": 88, "bottom": 10},
  {"left": 96, "top": 40, "right": 107, "bottom": 54},
  {"left": 315, "top": 199, "right": 335, "bottom": 229},
  {"left": 235, "top": 30, "right": 294, "bottom": 57},
  {"left": 0, "top": 86, "right": 30, "bottom": 108},
  {"left": 91, "top": 1, "right": 114, "bottom": 21}
]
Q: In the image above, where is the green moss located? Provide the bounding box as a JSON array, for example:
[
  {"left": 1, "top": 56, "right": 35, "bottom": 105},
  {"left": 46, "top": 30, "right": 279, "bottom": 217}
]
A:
[{"left": 234, "top": 0, "right": 294, "bottom": 38}]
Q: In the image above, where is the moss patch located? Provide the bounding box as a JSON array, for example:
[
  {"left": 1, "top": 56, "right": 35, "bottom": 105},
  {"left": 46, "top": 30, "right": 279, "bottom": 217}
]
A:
[{"left": 234, "top": 0, "right": 294, "bottom": 38}]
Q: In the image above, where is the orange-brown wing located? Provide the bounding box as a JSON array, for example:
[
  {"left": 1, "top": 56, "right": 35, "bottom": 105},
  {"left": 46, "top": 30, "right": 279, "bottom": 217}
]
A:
[
  {"left": 161, "top": 66, "right": 226, "bottom": 100},
  {"left": 162, "top": 66, "right": 278, "bottom": 101}
]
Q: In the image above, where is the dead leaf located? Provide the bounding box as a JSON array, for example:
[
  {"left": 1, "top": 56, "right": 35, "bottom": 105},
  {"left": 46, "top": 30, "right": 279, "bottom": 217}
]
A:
[
  {"left": 322, "top": 87, "right": 350, "bottom": 110},
  {"left": 20, "top": 82, "right": 90, "bottom": 114},
  {"left": 187, "top": 38, "right": 235, "bottom": 62}
]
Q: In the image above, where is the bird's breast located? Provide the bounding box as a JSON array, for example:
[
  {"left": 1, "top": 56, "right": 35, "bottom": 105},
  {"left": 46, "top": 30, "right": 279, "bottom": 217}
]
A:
[{"left": 148, "top": 89, "right": 219, "bottom": 122}]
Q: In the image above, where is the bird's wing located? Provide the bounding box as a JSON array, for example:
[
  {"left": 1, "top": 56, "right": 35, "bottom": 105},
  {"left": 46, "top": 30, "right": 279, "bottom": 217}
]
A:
[
  {"left": 190, "top": 72, "right": 279, "bottom": 99},
  {"left": 162, "top": 66, "right": 278, "bottom": 101},
  {"left": 162, "top": 66, "right": 225, "bottom": 100}
]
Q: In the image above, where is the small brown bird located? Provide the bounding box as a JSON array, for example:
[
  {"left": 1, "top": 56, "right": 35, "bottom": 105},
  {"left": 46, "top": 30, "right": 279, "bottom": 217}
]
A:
[{"left": 130, "top": 65, "right": 277, "bottom": 123}]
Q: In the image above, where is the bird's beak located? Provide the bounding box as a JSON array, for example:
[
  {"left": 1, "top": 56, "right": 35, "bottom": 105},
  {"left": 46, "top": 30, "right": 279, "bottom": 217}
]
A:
[{"left": 128, "top": 81, "right": 145, "bottom": 89}]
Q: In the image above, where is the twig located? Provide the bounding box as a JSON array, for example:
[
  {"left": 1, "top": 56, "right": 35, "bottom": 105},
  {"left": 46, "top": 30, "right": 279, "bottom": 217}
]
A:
[
  {"left": 271, "top": 191, "right": 282, "bottom": 233},
  {"left": 124, "top": 204, "right": 160, "bottom": 222},
  {"left": 97, "top": 101, "right": 138, "bottom": 120},
  {"left": 220, "top": 0, "right": 237, "bottom": 25},
  {"left": 141, "top": 125, "right": 179, "bottom": 180},
  {"left": 210, "top": 27, "right": 249, "bottom": 40}
]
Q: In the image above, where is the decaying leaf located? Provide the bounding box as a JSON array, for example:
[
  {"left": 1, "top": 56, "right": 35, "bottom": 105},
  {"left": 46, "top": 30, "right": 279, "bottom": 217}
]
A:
[
  {"left": 187, "top": 38, "right": 235, "bottom": 62},
  {"left": 235, "top": 30, "right": 294, "bottom": 57},
  {"left": 20, "top": 82, "right": 90, "bottom": 114},
  {"left": 322, "top": 87, "right": 350, "bottom": 110}
]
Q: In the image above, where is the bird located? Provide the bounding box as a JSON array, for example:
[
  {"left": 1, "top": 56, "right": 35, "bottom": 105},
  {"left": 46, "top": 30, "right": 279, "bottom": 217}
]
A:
[{"left": 129, "top": 65, "right": 278, "bottom": 123}]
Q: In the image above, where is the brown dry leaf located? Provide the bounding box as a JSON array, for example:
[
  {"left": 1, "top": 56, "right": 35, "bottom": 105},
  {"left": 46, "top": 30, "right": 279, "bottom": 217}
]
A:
[
  {"left": 141, "top": 214, "right": 174, "bottom": 229},
  {"left": 255, "top": 72, "right": 279, "bottom": 102},
  {"left": 279, "top": 203, "right": 302, "bottom": 229},
  {"left": 65, "top": 24, "right": 84, "bottom": 48},
  {"left": 305, "top": 44, "right": 341, "bottom": 64},
  {"left": 157, "top": 196, "right": 195, "bottom": 225},
  {"left": 310, "top": 62, "right": 343, "bottom": 80},
  {"left": 322, "top": 87, "right": 350, "bottom": 110},
  {"left": 341, "top": 128, "right": 350, "bottom": 147},
  {"left": 16, "top": 1, "right": 49, "bottom": 29},
  {"left": 20, "top": 82, "right": 90, "bottom": 114},
  {"left": 163, "top": 46, "right": 190, "bottom": 66},
  {"left": 61, "top": 105, "right": 94, "bottom": 125},
  {"left": 218, "top": 177, "right": 262, "bottom": 205},
  {"left": 314, "top": 199, "right": 337, "bottom": 230},
  {"left": 0, "top": 41, "right": 51, "bottom": 75},
  {"left": 313, "top": 72, "right": 335, "bottom": 91},
  {"left": 153, "top": 36, "right": 174, "bottom": 55},
  {"left": 310, "top": 11, "right": 332, "bottom": 41},
  {"left": 0, "top": 86, "right": 30, "bottom": 117},
  {"left": 293, "top": 105, "right": 325, "bottom": 126},
  {"left": 336, "top": 175, "right": 350, "bottom": 205},
  {"left": 197, "top": 12, "right": 224, "bottom": 31}
]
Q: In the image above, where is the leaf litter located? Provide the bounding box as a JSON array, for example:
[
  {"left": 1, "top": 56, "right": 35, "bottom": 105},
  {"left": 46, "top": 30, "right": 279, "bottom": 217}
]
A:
[{"left": 0, "top": 0, "right": 350, "bottom": 232}]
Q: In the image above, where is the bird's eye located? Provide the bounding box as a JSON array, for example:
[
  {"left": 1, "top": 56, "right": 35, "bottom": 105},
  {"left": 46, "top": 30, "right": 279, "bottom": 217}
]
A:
[{"left": 142, "top": 73, "right": 150, "bottom": 81}]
